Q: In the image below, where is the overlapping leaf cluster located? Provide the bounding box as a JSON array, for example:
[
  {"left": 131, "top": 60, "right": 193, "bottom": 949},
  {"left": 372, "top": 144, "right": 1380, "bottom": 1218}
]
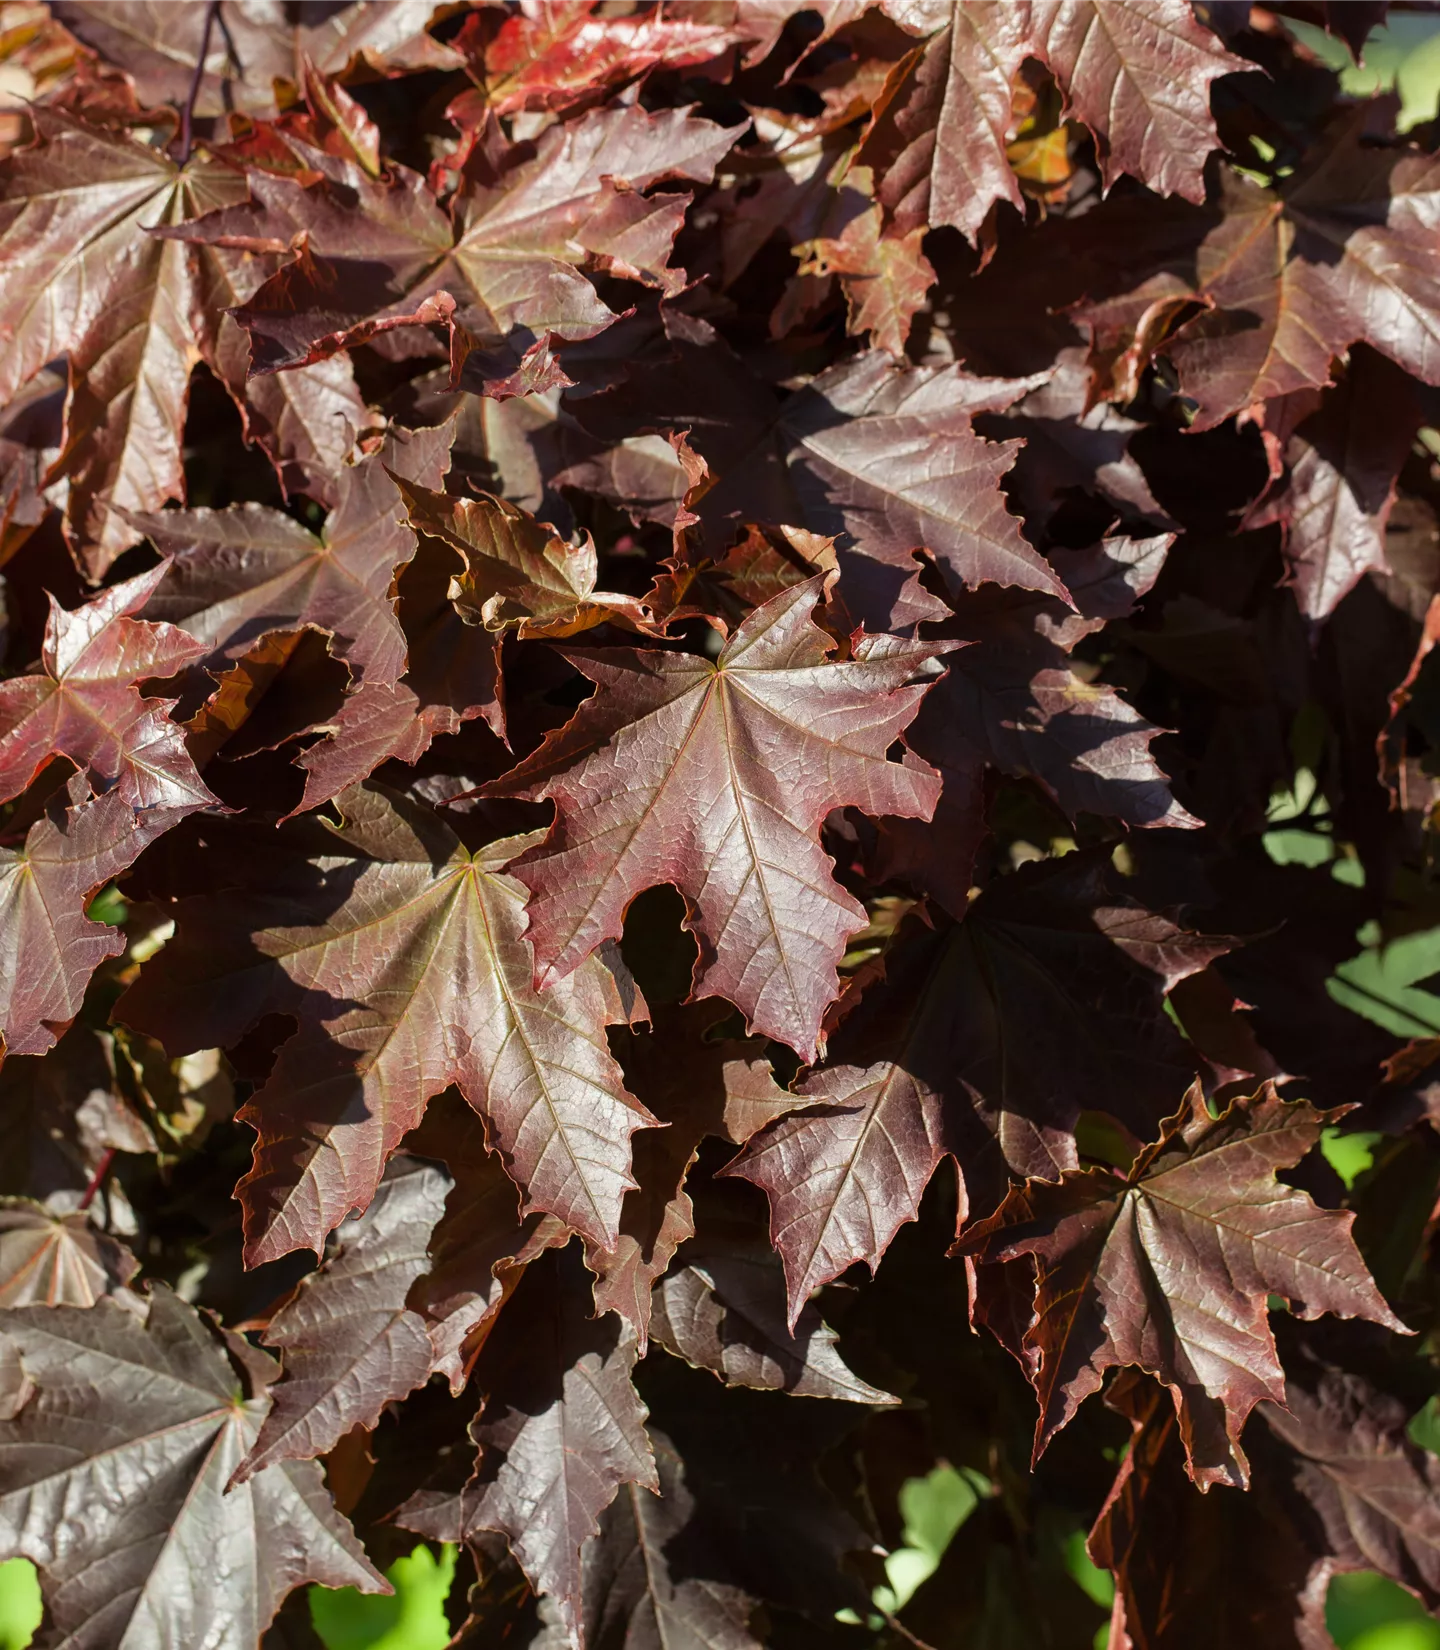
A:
[{"left": 0, "top": 2, "right": 1439, "bottom": 1646}]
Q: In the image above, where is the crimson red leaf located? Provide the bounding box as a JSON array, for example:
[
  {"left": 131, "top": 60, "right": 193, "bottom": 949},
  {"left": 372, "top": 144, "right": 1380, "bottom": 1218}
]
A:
[
  {"left": 486, "top": 577, "right": 946, "bottom": 1061},
  {"left": 0, "top": 561, "right": 216, "bottom": 811},
  {"left": 455, "top": 2, "right": 737, "bottom": 117}
]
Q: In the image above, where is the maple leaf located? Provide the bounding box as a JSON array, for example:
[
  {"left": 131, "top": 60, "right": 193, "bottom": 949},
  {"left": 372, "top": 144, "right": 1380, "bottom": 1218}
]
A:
[
  {"left": 873, "top": 0, "right": 1247, "bottom": 243},
  {"left": 404, "top": 1094, "right": 570, "bottom": 1393},
  {"left": 0, "top": 560, "right": 218, "bottom": 812},
  {"left": 0, "top": 1289, "right": 385, "bottom": 1645},
  {"left": 554, "top": 1427, "right": 763, "bottom": 1650},
  {"left": 650, "top": 1243, "right": 899, "bottom": 1404},
  {"left": 402, "top": 1246, "right": 657, "bottom": 1650},
  {"left": 730, "top": 856, "right": 1226, "bottom": 1323},
  {"left": 50, "top": 1, "right": 461, "bottom": 118},
  {"left": 233, "top": 1161, "right": 451, "bottom": 1484},
  {"left": 0, "top": 108, "right": 260, "bottom": 574},
  {"left": 579, "top": 343, "right": 1061, "bottom": 632},
  {"left": 452, "top": 0, "right": 737, "bottom": 118},
  {"left": 0, "top": 1198, "right": 138, "bottom": 1309},
  {"left": 0, "top": 781, "right": 190, "bottom": 1058},
  {"left": 795, "top": 164, "right": 936, "bottom": 358},
  {"left": 877, "top": 535, "right": 1197, "bottom": 916},
  {"left": 1092, "top": 1336, "right": 1440, "bottom": 1649},
  {"left": 173, "top": 109, "right": 739, "bottom": 392},
  {"left": 1082, "top": 126, "right": 1440, "bottom": 430},
  {"left": 960, "top": 1083, "right": 1408, "bottom": 1489},
  {"left": 485, "top": 577, "right": 946, "bottom": 1061},
  {"left": 129, "top": 422, "right": 452, "bottom": 689},
  {"left": 585, "top": 1003, "right": 803, "bottom": 1344},
  {"left": 1246, "top": 347, "right": 1424, "bottom": 622},
  {"left": 289, "top": 533, "right": 503, "bottom": 814},
  {"left": 394, "top": 476, "right": 657, "bottom": 639},
  {"left": 0, "top": 1026, "right": 156, "bottom": 1204},
  {"left": 118, "top": 783, "right": 655, "bottom": 1265}
]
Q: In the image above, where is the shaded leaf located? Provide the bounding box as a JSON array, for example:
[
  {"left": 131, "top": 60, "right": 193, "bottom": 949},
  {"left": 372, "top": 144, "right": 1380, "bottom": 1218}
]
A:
[
  {"left": 402, "top": 1246, "right": 656, "bottom": 1650},
  {"left": 878, "top": 535, "right": 1196, "bottom": 917},
  {"left": 1247, "top": 346, "right": 1424, "bottom": 621},
  {"left": 0, "top": 1288, "right": 385, "bottom": 1648},
  {"left": 651, "top": 1246, "right": 899, "bottom": 1404},
  {"left": 731, "top": 855, "right": 1229, "bottom": 1322},
  {"left": 234, "top": 1160, "right": 452, "bottom": 1482},
  {"left": 585, "top": 1003, "right": 802, "bottom": 1345},
  {"left": 539, "top": 1427, "right": 762, "bottom": 1650},
  {"left": 961, "top": 1083, "right": 1408, "bottom": 1488}
]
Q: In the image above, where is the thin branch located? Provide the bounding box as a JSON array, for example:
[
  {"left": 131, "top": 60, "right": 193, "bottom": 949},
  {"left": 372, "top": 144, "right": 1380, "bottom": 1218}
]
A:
[
  {"left": 76, "top": 1148, "right": 116, "bottom": 1215},
  {"left": 178, "top": 0, "right": 221, "bottom": 165}
]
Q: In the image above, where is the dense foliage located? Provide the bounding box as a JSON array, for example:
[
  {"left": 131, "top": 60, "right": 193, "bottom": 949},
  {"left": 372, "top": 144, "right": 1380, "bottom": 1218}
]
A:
[{"left": 1, "top": 2, "right": 1440, "bottom": 1646}]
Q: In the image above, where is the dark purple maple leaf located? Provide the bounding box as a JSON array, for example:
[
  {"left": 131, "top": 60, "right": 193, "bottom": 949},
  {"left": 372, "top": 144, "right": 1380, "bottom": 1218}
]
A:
[
  {"left": 169, "top": 108, "right": 740, "bottom": 393},
  {"left": 401, "top": 1245, "right": 656, "bottom": 1650},
  {"left": 118, "top": 784, "right": 655, "bottom": 1265},
  {"left": 51, "top": 1, "right": 461, "bottom": 118},
  {"left": 233, "top": 1160, "right": 452, "bottom": 1483},
  {"left": 0, "top": 1288, "right": 385, "bottom": 1645},
  {"left": 873, "top": 0, "right": 1247, "bottom": 243},
  {"left": 0, "top": 780, "right": 193, "bottom": 1058},
  {"left": 129, "top": 422, "right": 453, "bottom": 691},
  {"left": 730, "top": 854, "right": 1227, "bottom": 1324},
  {"left": 960, "top": 1083, "right": 1408, "bottom": 1489},
  {"left": 1093, "top": 1332, "right": 1440, "bottom": 1648},
  {"left": 578, "top": 343, "right": 1061, "bottom": 633},
  {"left": 1246, "top": 346, "right": 1424, "bottom": 622},
  {"left": 877, "top": 534, "right": 1197, "bottom": 916}
]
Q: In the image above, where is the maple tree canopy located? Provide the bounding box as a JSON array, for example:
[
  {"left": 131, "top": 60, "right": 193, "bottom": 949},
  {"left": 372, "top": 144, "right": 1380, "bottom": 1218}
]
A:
[{"left": 0, "top": 3, "right": 1439, "bottom": 1648}]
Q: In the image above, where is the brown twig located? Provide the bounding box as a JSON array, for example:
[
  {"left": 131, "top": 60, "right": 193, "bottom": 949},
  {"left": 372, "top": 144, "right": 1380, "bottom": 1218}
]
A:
[{"left": 178, "top": 0, "right": 221, "bottom": 165}]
